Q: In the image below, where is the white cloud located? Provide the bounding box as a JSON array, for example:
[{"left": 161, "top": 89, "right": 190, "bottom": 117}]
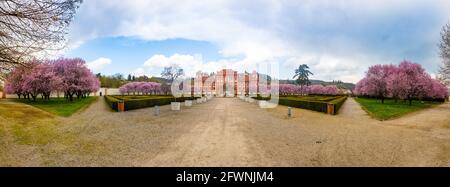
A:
[
  {"left": 140, "top": 53, "right": 229, "bottom": 77},
  {"left": 86, "top": 57, "right": 112, "bottom": 71},
  {"left": 132, "top": 67, "right": 146, "bottom": 77},
  {"left": 138, "top": 53, "right": 287, "bottom": 80}
]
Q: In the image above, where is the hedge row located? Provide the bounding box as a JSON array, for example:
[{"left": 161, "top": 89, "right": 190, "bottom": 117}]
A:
[
  {"left": 329, "top": 96, "right": 347, "bottom": 114},
  {"left": 105, "top": 95, "right": 199, "bottom": 111},
  {"left": 252, "top": 95, "right": 348, "bottom": 114},
  {"left": 105, "top": 96, "right": 120, "bottom": 111},
  {"left": 279, "top": 98, "right": 327, "bottom": 113}
]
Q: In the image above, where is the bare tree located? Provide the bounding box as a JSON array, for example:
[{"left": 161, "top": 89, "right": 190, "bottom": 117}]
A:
[
  {"left": 438, "top": 23, "right": 450, "bottom": 86},
  {"left": 0, "top": 0, "right": 82, "bottom": 79},
  {"left": 161, "top": 65, "right": 184, "bottom": 83}
]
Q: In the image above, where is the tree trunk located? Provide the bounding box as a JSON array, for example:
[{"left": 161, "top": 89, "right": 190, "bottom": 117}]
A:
[{"left": 69, "top": 93, "right": 74, "bottom": 102}]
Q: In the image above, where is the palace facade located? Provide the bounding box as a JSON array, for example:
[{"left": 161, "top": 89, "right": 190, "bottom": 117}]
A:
[{"left": 189, "top": 69, "right": 263, "bottom": 97}]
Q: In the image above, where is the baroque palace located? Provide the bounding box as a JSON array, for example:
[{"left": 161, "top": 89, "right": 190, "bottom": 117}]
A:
[{"left": 186, "top": 69, "right": 270, "bottom": 97}]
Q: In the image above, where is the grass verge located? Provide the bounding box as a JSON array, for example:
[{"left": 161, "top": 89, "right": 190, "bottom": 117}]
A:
[
  {"left": 354, "top": 97, "right": 442, "bottom": 120},
  {"left": 15, "top": 97, "right": 98, "bottom": 117},
  {"left": 0, "top": 101, "right": 107, "bottom": 166}
]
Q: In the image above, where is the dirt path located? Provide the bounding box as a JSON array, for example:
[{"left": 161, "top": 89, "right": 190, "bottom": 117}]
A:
[
  {"left": 144, "top": 99, "right": 271, "bottom": 166},
  {"left": 385, "top": 102, "right": 450, "bottom": 128},
  {"left": 337, "top": 97, "right": 371, "bottom": 120},
  {"left": 141, "top": 98, "right": 449, "bottom": 166}
]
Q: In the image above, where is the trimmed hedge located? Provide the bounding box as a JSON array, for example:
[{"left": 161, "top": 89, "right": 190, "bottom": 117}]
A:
[
  {"left": 105, "top": 95, "right": 200, "bottom": 111},
  {"left": 329, "top": 96, "right": 347, "bottom": 114},
  {"left": 252, "top": 95, "right": 348, "bottom": 114},
  {"left": 105, "top": 95, "right": 120, "bottom": 111},
  {"left": 252, "top": 95, "right": 272, "bottom": 101},
  {"left": 278, "top": 98, "right": 328, "bottom": 113}
]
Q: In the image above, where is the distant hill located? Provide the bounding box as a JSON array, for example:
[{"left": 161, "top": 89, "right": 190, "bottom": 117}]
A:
[{"left": 279, "top": 79, "right": 355, "bottom": 90}]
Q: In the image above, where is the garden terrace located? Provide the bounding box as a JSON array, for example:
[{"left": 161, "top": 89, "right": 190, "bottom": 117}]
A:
[
  {"left": 252, "top": 95, "right": 348, "bottom": 114},
  {"left": 105, "top": 95, "right": 200, "bottom": 111}
]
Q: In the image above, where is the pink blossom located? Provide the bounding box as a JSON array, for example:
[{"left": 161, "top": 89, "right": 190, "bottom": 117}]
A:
[
  {"left": 354, "top": 60, "right": 449, "bottom": 104},
  {"left": 119, "top": 82, "right": 162, "bottom": 95}
]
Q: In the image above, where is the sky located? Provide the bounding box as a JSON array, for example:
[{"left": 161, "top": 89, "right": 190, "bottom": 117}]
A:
[{"left": 62, "top": 0, "right": 450, "bottom": 83}]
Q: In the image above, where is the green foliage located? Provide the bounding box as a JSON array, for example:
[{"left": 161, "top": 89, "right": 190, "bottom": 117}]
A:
[
  {"left": 105, "top": 95, "right": 120, "bottom": 111},
  {"left": 97, "top": 73, "right": 127, "bottom": 88},
  {"left": 105, "top": 95, "right": 199, "bottom": 111},
  {"left": 97, "top": 73, "right": 168, "bottom": 88},
  {"left": 16, "top": 97, "right": 98, "bottom": 117},
  {"left": 293, "top": 64, "right": 313, "bottom": 86},
  {"left": 354, "top": 97, "right": 442, "bottom": 120},
  {"left": 252, "top": 95, "right": 272, "bottom": 100}
]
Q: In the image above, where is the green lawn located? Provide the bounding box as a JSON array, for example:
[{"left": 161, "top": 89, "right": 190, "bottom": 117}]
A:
[
  {"left": 354, "top": 97, "right": 442, "bottom": 120},
  {"left": 0, "top": 100, "right": 107, "bottom": 166},
  {"left": 15, "top": 96, "right": 98, "bottom": 117}
]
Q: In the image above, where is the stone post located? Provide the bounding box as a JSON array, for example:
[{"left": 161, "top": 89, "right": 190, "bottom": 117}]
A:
[
  {"left": 154, "top": 105, "right": 160, "bottom": 116},
  {"left": 327, "top": 103, "right": 335, "bottom": 115},
  {"left": 117, "top": 100, "right": 125, "bottom": 112}
]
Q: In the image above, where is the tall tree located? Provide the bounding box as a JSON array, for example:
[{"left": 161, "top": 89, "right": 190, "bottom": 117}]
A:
[
  {"left": 51, "top": 58, "right": 99, "bottom": 101},
  {"left": 293, "top": 64, "right": 313, "bottom": 94},
  {"left": 354, "top": 61, "right": 448, "bottom": 105},
  {"left": 161, "top": 65, "right": 184, "bottom": 83},
  {"left": 0, "top": 0, "right": 82, "bottom": 78},
  {"left": 395, "top": 61, "right": 431, "bottom": 105},
  {"left": 365, "top": 64, "right": 396, "bottom": 103},
  {"left": 438, "top": 23, "right": 450, "bottom": 86}
]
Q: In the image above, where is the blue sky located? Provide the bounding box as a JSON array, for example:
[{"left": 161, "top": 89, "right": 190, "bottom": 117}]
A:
[
  {"left": 65, "top": 37, "right": 222, "bottom": 76},
  {"left": 62, "top": 0, "right": 450, "bottom": 83}
]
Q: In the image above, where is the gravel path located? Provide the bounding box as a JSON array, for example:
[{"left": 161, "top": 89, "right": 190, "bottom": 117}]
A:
[{"left": 48, "top": 97, "right": 450, "bottom": 166}]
